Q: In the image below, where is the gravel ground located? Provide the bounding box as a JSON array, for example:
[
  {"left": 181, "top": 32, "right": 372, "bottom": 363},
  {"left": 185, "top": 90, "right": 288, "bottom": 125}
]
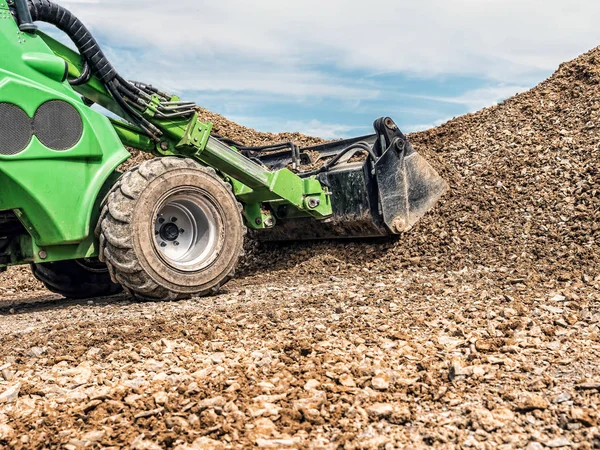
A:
[{"left": 0, "top": 47, "right": 599, "bottom": 449}]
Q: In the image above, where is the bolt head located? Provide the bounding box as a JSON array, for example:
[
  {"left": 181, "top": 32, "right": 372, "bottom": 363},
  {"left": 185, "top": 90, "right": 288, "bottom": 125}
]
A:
[
  {"left": 255, "top": 217, "right": 263, "bottom": 226},
  {"left": 171, "top": 217, "right": 178, "bottom": 223},
  {"left": 174, "top": 241, "right": 180, "bottom": 246},
  {"left": 160, "top": 242, "right": 167, "bottom": 248},
  {"left": 38, "top": 250, "right": 47, "bottom": 260},
  {"left": 307, "top": 198, "right": 321, "bottom": 208}
]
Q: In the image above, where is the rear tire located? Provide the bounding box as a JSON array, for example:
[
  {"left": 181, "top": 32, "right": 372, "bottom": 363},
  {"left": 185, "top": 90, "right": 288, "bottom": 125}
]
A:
[
  {"left": 96, "top": 157, "right": 245, "bottom": 301},
  {"left": 31, "top": 259, "right": 123, "bottom": 299}
]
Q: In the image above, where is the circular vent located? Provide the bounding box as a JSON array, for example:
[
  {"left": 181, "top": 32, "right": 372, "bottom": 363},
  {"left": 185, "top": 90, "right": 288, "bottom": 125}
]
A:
[
  {"left": 33, "top": 100, "right": 83, "bottom": 151},
  {"left": 0, "top": 103, "right": 33, "bottom": 156}
]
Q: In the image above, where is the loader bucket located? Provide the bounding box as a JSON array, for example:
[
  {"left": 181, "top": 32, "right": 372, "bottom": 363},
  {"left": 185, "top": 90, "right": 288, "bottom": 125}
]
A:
[{"left": 251, "top": 117, "right": 447, "bottom": 240}]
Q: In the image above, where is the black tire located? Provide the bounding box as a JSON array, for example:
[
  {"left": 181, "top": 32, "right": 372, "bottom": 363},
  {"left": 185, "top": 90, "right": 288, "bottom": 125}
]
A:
[
  {"left": 31, "top": 259, "right": 123, "bottom": 299},
  {"left": 96, "top": 157, "right": 245, "bottom": 301}
]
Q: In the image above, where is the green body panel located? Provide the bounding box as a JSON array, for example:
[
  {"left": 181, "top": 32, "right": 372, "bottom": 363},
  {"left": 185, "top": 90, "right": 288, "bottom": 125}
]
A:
[{"left": 0, "top": 13, "right": 130, "bottom": 266}]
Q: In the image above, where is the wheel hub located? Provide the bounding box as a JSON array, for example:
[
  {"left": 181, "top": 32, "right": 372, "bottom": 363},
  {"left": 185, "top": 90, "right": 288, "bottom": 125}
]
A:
[
  {"left": 159, "top": 222, "right": 180, "bottom": 242},
  {"left": 153, "top": 194, "right": 220, "bottom": 271}
]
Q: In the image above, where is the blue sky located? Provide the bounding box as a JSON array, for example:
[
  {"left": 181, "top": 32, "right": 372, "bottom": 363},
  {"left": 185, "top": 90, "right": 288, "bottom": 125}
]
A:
[{"left": 54, "top": 0, "right": 600, "bottom": 139}]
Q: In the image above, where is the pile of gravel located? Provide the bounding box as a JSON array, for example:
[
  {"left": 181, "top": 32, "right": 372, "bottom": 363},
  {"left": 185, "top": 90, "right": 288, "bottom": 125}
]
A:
[{"left": 1, "top": 47, "right": 599, "bottom": 449}]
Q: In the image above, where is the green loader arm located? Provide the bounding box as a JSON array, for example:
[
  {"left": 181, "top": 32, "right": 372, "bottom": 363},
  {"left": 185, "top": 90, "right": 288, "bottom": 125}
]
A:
[{"left": 38, "top": 33, "right": 333, "bottom": 231}]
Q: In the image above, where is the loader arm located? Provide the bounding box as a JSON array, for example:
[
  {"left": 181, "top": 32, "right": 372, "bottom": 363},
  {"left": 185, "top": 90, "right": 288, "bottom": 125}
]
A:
[{"left": 37, "top": 32, "right": 333, "bottom": 230}]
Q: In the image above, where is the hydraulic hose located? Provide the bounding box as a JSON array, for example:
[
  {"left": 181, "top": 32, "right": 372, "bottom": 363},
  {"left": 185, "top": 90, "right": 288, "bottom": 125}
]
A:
[
  {"left": 27, "top": 0, "right": 116, "bottom": 83},
  {"left": 24, "top": 0, "right": 165, "bottom": 139}
]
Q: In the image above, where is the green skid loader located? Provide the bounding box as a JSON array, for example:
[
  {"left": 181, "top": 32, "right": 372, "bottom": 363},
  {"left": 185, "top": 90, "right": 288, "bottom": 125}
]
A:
[{"left": 0, "top": 0, "right": 447, "bottom": 300}]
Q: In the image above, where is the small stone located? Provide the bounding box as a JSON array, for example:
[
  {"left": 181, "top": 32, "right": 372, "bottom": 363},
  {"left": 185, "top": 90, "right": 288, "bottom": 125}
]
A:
[
  {"left": 516, "top": 392, "right": 548, "bottom": 411},
  {"left": 390, "top": 406, "right": 412, "bottom": 424},
  {"left": 154, "top": 391, "right": 169, "bottom": 406},
  {"left": 210, "top": 341, "right": 224, "bottom": 352},
  {"left": 125, "top": 394, "right": 143, "bottom": 405},
  {"left": 81, "top": 430, "right": 105, "bottom": 443},
  {"left": 186, "top": 437, "right": 225, "bottom": 449},
  {"left": 0, "top": 424, "right": 15, "bottom": 441},
  {"left": 186, "top": 381, "right": 201, "bottom": 395},
  {"left": 130, "top": 435, "right": 163, "bottom": 450},
  {"left": 550, "top": 294, "right": 566, "bottom": 302},
  {"left": 575, "top": 382, "right": 600, "bottom": 391},
  {"left": 367, "top": 403, "right": 394, "bottom": 418},
  {"left": 0, "top": 382, "right": 20, "bottom": 403},
  {"left": 526, "top": 443, "right": 544, "bottom": 450},
  {"left": 339, "top": 373, "right": 356, "bottom": 387},
  {"left": 210, "top": 353, "right": 224, "bottom": 364},
  {"left": 304, "top": 379, "right": 320, "bottom": 390},
  {"left": 471, "top": 408, "right": 499, "bottom": 431},
  {"left": 256, "top": 438, "right": 296, "bottom": 448},
  {"left": 544, "top": 437, "right": 572, "bottom": 448},
  {"left": 253, "top": 417, "right": 277, "bottom": 437},
  {"left": 197, "top": 396, "right": 226, "bottom": 411},
  {"left": 502, "top": 307, "right": 517, "bottom": 318},
  {"left": 371, "top": 373, "right": 390, "bottom": 390},
  {"left": 570, "top": 407, "right": 596, "bottom": 427},
  {"left": 449, "top": 360, "right": 469, "bottom": 381},
  {"left": 27, "top": 346, "right": 46, "bottom": 357},
  {"left": 554, "top": 392, "right": 571, "bottom": 403},
  {"left": 258, "top": 381, "right": 275, "bottom": 391}
]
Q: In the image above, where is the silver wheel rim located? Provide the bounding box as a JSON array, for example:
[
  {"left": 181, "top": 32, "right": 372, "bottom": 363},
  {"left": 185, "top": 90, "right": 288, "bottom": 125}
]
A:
[{"left": 153, "top": 192, "right": 221, "bottom": 272}]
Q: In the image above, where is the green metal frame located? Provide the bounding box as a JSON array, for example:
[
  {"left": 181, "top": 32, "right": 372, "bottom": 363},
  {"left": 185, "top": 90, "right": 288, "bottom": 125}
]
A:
[{"left": 0, "top": 6, "right": 334, "bottom": 268}]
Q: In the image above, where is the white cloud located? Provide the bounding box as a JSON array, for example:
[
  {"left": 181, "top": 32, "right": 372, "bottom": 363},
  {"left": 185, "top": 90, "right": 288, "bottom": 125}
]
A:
[
  {"left": 412, "top": 85, "right": 531, "bottom": 110},
  {"left": 45, "top": 0, "right": 600, "bottom": 134},
  {"left": 227, "top": 115, "right": 370, "bottom": 139},
  {"left": 60, "top": 0, "right": 600, "bottom": 83}
]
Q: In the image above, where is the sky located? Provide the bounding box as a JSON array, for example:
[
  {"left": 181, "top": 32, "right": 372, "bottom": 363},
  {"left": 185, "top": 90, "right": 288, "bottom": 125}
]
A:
[{"left": 52, "top": 0, "right": 600, "bottom": 139}]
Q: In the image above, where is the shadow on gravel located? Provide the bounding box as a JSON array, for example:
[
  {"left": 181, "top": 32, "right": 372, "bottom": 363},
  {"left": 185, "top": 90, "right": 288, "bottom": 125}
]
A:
[{"left": 0, "top": 293, "right": 131, "bottom": 316}]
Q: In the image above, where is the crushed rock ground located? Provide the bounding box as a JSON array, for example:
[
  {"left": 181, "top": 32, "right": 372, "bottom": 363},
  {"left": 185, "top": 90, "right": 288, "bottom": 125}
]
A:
[{"left": 0, "top": 47, "right": 599, "bottom": 449}]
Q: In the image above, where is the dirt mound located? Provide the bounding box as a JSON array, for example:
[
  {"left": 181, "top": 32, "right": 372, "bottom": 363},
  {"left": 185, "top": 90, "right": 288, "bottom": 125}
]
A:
[
  {"left": 1, "top": 48, "right": 600, "bottom": 450},
  {"left": 246, "top": 47, "right": 600, "bottom": 282}
]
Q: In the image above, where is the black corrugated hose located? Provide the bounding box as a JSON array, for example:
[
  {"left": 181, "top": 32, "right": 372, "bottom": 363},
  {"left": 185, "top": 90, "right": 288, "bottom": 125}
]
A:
[{"left": 26, "top": 0, "right": 162, "bottom": 139}]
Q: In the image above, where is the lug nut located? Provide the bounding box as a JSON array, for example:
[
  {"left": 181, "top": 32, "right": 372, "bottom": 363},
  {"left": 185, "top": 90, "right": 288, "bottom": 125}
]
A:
[
  {"left": 174, "top": 241, "right": 180, "bottom": 246},
  {"left": 158, "top": 217, "right": 165, "bottom": 224},
  {"left": 179, "top": 228, "right": 185, "bottom": 234},
  {"left": 160, "top": 242, "right": 167, "bottom": 248},
  {"left": 171, "top": 217, "right": 178, "bottom": 223}
]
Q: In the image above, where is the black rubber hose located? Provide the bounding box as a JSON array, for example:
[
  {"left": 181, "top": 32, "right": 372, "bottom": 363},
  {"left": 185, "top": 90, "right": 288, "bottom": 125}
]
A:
[
  {"left": 301, "top": 142, "right": 378, "bottom": 177},
  {"left": 68, "top": 60, "right": 91, "bottom": 86},
  {"left": 27, "top": 0, "right": 117, "bottom": 83}
]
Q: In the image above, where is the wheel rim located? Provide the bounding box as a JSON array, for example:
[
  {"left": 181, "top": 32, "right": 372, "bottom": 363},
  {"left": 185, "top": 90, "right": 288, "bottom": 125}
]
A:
[{"left": 153, "top": 192, "right": 221, "bottom": 272}]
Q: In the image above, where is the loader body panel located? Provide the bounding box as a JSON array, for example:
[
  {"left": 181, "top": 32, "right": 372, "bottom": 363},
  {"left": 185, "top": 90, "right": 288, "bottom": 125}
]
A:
[{"left": 0, "top": 10, "right": 129, "bottom": 265}]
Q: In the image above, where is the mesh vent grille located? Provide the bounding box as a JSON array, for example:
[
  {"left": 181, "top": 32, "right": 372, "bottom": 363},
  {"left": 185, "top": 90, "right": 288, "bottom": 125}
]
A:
[
  {"left": 33, "top": 100, "right": 83, "bottom": 151},
  {"left": 0, "top": 103, "right": 33, "bottom": 156}
]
